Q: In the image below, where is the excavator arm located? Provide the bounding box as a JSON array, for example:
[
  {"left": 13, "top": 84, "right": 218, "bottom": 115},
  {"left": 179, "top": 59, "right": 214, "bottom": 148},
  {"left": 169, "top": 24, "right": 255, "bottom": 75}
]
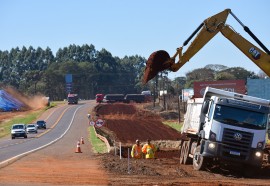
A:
[
  {"left": 143, "top": 9, "right": 270, "bottom": 84},
  {"left": 170, "top": 9, "right": 231, "bottom": 72},
  {"left": 220, "top": 25, "right": 270, "bottom": 75}
]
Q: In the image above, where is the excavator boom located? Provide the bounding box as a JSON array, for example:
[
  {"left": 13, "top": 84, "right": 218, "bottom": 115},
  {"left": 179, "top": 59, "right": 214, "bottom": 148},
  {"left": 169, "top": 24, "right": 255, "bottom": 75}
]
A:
[
  {"left": 221, "top": 25, "right": 270, "bottom": 75},
  {"left": 143, "top": 9, "right": 270, "bottom": 84}
]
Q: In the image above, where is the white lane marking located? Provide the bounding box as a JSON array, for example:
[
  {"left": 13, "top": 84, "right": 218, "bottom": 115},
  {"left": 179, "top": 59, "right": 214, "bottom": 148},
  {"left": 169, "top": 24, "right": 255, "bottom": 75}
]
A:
[{"left": 0, "top": 105, "right": 84, "bottom": 168}]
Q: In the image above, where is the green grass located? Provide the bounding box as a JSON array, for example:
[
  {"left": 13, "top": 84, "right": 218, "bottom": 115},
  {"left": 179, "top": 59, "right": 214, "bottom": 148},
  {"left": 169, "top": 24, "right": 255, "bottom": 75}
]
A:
[
  {"left": 88, "top": 126, "right": 107, "bottom": 153},
  {"left": 163, "top": 121, "right": 183, "bottom": 132},
  {"left": 0, "top": 109, "right": 44, "bottom": 138},
  {"left": 0, "top": 102, "right": 60, "bottom": 138}
]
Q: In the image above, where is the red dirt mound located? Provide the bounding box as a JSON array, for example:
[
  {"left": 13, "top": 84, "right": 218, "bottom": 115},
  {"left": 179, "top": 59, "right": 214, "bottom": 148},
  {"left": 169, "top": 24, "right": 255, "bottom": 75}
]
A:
[
  {"left": 95, "top": 103, "right": 181, "bottom": 144},
  {"left": 103, "top": 119, "right": 181, "bottom": 143}
]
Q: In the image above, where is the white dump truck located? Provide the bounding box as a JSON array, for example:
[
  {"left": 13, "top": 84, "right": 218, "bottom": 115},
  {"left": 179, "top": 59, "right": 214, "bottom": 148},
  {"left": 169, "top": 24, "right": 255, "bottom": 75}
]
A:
[{"left": 180, "top": 87, "right": 270, "bottom": 171}]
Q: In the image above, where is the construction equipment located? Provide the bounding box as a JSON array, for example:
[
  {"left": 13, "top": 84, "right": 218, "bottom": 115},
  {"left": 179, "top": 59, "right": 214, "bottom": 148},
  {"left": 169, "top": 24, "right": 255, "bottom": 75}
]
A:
[
  {"left": 143, "top": 9, "right": 270, "bottom": 84},
  {"left": 181, "top": 87, "right": 270, "bottom": 171}
]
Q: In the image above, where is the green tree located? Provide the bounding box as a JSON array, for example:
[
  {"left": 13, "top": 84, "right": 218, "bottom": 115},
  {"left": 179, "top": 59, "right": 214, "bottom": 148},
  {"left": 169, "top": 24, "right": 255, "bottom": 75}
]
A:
[
  {"left": 219, "top": 67, "right": 258, "bottom": 80},
  {"left": 185, "top": 68, "right": 215, "bottom": 88},
  {"left": 215, "top": 72, "right": 236, "bottom": 80},
  {"left": 172, "top": 76, "right": 187, "bottom": 95}
]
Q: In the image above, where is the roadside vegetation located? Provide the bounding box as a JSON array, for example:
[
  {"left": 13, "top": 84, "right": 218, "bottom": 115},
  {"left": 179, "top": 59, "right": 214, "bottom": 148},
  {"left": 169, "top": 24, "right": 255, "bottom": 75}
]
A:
[
  {"left": 0, "top": 110, "right": 44, "bottom": 138},
  {"left": 88, "top": 126, "right": 107, "bottom": 153},
  {"left": 0, "top": 102, "right": 60, "bottom": 138},
  {"left": 163, "top": 121, "right": 182, "bottom": 132}
]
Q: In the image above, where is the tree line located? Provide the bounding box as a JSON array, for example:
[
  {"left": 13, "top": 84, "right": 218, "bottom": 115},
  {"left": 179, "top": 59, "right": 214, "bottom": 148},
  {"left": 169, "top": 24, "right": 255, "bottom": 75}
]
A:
[
  {"left": 0, "top": 44, "right": 146, "bottom": 100},
  {"left": 0, "top": 44, "right": 265, "bottom": 101}
]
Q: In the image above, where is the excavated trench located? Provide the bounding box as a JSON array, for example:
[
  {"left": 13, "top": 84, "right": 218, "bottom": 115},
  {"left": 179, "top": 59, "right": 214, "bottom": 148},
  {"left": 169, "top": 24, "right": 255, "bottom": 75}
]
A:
[
  {"left": 119, "top": 147, "right": 180, "bottom": 159},
  {"left": 93, "top": 103, "right": 182, "bottom": 159}
]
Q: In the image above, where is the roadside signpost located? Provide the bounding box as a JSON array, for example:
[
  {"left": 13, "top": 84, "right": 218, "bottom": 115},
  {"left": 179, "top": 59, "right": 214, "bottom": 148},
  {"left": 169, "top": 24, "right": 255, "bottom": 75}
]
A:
[
  {"left": 95, "top": 119, "right": 105, "bottom": 128},
  {"left": 89, "top": 121, "right": 95, "bottom": 126}
]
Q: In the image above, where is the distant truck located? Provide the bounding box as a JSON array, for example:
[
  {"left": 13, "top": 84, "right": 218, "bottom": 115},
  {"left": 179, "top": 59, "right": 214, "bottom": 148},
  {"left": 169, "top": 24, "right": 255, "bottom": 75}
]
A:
[
  {"left": 67, "top": 93, "right": 78, "bottom": 104},
  {"left": 180, "top": 87, "right": 270, "bottom": 171},
  {"left": 124, "top": 94, "right": 145, "bottom": 103},
  {"left": 141, "top": 91, "right": 152, "bottom": 102},
  {"left": 103, "top": 94, "right": 125, "bottom": 103},
  {"left": 95, "top": 94, "right": 104, "bottom": 103}
]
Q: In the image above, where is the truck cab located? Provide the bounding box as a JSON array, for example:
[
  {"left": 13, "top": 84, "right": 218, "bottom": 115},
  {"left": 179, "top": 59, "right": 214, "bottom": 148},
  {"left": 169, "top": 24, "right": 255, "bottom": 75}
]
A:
[
  {"left": 67, "top": 93, "right": 78, "bottom": 104},
  {"left": 95, "top": 94, "right": 104, "bottom": 103}
]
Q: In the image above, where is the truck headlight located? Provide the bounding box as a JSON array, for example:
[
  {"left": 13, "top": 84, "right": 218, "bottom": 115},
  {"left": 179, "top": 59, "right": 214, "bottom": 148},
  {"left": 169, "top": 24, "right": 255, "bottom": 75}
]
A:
[
  {"left": 208, "top": 142, "right": 216, "bottom": 149},
  {"left": 255, "top": 151, "right": 262, "bottom": 157}
]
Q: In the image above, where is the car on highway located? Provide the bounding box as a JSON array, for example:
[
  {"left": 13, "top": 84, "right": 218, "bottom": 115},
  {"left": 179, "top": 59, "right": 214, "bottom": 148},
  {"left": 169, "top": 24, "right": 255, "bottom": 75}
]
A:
[
  {"left": 11, "top": 124, "right": 27, "bottom": 139},
  {"left": 36, "top": 120, "right": 46, "bottom": 129},
  {"left": 26, "top": 124, "right": 38, "bottom": 133}
]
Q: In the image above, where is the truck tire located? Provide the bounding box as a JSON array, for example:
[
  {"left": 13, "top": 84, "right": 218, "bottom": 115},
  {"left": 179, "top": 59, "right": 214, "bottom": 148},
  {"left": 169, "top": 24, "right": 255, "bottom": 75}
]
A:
[
  {"left": 180, "top": 141, "right": 191, "bottom": 164},
  {"left": 193, "top": 145, "right": 207, "bottom": 170},
  {"left": 179, "top": 141, "right": 185, "bottom": 164},
  {"left": 183, "top": 141, "right": 191, "bottom": 164}
]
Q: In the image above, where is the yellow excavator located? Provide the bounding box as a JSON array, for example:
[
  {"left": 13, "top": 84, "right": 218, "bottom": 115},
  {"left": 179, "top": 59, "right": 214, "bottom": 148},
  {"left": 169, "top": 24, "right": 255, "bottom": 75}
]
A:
[{"left": 143, "top": 9, "right": 270, "bottom": 84}]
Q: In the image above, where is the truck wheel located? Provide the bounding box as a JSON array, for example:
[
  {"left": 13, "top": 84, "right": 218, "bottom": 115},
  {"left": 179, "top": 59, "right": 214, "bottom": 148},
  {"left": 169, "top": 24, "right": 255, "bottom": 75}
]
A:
[
  {"left": 193, "top": 146, "right": 207, "bottom": 170},
  {"left": 179, "top": 141, "right": 186, "bottom": 164},
  {"left": 183, "top": 141, "right": 191, "bottom": 165}
]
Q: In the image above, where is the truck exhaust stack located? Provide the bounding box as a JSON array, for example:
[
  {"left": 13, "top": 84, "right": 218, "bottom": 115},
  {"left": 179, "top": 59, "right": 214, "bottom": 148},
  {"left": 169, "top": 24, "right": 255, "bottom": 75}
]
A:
[{"left": 143, "top": 50, "right": 172, "bottom": 84}]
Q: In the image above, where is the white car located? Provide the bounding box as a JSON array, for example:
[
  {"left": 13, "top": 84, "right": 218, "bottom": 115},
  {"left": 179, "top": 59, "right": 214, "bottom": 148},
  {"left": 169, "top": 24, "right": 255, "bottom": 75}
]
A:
[
  {"left": 11, "top": 124, "right": 27, "bottom": 139},
  {"left": 26, "top": 124, "right": 38, "bottom": 133}
]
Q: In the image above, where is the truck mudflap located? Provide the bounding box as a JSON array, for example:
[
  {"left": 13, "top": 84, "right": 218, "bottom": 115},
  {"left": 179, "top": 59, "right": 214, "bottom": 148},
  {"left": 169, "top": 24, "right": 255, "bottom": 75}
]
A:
[{"left": 200, "top": 140, "right": 263, "bottom": 167}]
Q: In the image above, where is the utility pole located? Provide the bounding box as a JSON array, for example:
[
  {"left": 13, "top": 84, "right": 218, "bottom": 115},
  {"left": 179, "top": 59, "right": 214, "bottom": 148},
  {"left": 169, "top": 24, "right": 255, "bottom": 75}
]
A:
[
  {"left": 163, "top": 75, "right": 166, "bottom": 110},
  {"left": 178, "top": 95, "right": 181, "bottom": 124},
  {"left": 153, "top": 75, "right": 158, "bottom": 107}
]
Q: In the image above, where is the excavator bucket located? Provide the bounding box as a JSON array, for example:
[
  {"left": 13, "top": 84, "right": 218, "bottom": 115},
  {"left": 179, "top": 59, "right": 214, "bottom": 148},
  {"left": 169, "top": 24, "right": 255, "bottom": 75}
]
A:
[{"left": 143, "top": 50, "right": 171, "bottom": 84}]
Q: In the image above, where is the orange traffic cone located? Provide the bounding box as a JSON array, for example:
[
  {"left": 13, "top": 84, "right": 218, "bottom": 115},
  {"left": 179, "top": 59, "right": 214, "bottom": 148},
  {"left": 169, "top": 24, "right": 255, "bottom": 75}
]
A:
[
  {"left": 75, "top": 140, "right": 82, "bottom": 153},
  {"left": 81, "top": 137, "right": 84, "bottom": 144}
]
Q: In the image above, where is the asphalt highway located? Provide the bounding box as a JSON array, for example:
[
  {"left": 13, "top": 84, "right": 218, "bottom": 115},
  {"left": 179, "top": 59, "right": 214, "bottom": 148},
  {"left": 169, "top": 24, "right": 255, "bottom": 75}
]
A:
[{"left": 0, "top": 101, "right": 90, "bottom": 167}]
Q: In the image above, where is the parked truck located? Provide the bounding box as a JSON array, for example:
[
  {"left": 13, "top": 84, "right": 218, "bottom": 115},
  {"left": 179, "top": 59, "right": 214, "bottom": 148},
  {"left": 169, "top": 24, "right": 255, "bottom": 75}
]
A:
[
  {"left": 180, "top": 87, "right": 270, "bottom": 171},
  {"left": 123, "top": 94, "right": 145, "bottom": 103},
  {"left": 103, "top": 94, "right": 125, "bottom": 103}
]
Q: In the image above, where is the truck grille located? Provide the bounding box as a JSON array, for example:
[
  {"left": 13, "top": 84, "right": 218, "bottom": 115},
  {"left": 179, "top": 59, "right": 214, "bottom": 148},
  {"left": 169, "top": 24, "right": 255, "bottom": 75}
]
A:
[{"left": 221, "top": 128, "right": 253, "bottom": 160}]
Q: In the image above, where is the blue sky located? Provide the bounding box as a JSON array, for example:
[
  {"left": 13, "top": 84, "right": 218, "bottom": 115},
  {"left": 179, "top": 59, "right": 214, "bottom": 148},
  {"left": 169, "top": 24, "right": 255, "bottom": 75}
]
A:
[{"left": 1, "top": 0, "right": 269, "bottom": 79}]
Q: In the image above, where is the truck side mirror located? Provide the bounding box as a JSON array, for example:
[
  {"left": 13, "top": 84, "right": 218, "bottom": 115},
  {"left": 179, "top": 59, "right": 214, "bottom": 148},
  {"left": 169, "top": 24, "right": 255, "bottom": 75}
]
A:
[{"left": 202, "top": 100, "right": 210, "bottom": 115}]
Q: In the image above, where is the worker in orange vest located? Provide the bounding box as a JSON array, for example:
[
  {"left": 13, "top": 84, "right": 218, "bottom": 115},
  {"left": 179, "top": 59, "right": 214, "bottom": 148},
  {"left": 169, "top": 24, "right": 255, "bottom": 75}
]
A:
[
  {"left": 142, "top": 139, "right": 157, "bottom": 159},
  {"left": 131, "top": 139, "right": 142, "bottom": 159}
]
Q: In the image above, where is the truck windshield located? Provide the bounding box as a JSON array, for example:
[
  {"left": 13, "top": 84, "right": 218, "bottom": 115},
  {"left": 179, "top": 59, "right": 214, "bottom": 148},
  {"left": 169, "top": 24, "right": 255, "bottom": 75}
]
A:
[{"left": 213, "top": 105, "right": 267, "bottom": 129}]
